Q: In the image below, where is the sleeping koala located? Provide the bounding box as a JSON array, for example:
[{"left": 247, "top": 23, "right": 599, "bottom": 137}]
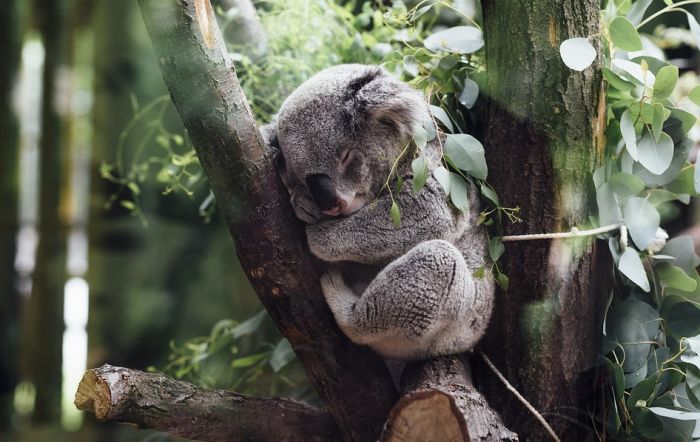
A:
[{"left": 263, "top": 64, "right": 494, "bottom": 360}]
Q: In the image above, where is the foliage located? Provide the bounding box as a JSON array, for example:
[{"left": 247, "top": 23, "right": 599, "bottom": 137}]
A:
[
  {"left": 154, "top": 311, "right": 312, "bottom": 399},
  {"left": 560, "top": 0, "right": 700, "bottom": 439}
]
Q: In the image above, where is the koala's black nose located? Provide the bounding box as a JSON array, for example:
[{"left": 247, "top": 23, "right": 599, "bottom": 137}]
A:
[{"left": 306, "top": 174, "right": 337, "bottom": 211}]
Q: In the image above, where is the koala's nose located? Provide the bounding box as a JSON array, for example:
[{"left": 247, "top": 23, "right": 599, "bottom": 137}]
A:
[{"left": 306, "top": 174, "right": 338, "bottom": 211}]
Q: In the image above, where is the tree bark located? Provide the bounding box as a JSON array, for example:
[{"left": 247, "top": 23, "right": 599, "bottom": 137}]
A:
[
  {"left": 74, "top": 365, "right": 339, "bottom": 442},
  {"left": 136, "top": 1, "right": 397, "bottom": 440},
  {"left": 382, "top": 356, "right": 518, "bottom": 442},
  {"left": 0, "top": 0, "right": 22, "bottom": 431},
  {"left": 20, "top": 0, "right": 72, "bottom": 424},
  {"left": 480, "top": 1, "right": 603, "bottom": 440}
]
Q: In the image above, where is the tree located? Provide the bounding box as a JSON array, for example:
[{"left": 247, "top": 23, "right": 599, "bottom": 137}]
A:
[
  {"left": 479, "top": 1, "right": 603, "bottom": 439},
  {"left": 20, "top": 0, "right": 72, "bottom": 424},
  {"left": 75, "top": 0, "right": 604, "bottom": 440},
  {"left": 0, "top": 0, "right": 23, "bottom": 431}
]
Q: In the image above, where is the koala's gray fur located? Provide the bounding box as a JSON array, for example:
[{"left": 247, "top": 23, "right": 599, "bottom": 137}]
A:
[{"left": 263, "top": 64, "right": 495, "bottom": 360}]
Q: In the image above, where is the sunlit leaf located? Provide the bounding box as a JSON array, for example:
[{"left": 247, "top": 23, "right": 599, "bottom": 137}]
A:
[
  {"left": 653, "top": 65, "right": 678, "bottom": 100},
  {"left": 444, "top": 134, "right": 488, "bottom": 180},
  {"left": 424, "top": 26, "right": 483, "bottom": 54},
  {"left": 609, "top": 17, "right": 643, "bottom": 51},
  {"left": 618, "top": 248, "right": 650, "bottom": 292},
  {"left": 559, "top": 38, "right": 596, "bottom": 71}
]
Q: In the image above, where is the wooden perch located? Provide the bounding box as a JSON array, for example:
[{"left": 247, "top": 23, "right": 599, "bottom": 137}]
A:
[
  {"left": 382, "top": 356, "right": 518, "bottom": 442},
  {"left": 74, "top": 365, "right": 339, "bottom": 442}
]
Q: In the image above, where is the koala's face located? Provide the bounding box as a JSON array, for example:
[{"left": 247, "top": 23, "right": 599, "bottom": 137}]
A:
[{"left": 270, "top": 64, "right": 429, "bottom": 224}]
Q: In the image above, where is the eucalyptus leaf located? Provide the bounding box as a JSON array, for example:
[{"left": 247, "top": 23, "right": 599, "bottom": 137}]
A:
[
  {"left": 430, "top": 105, "right": 454, "bottom": 133},
  {"left": 269, "top": 338, "right": 295, "bottom": 373},
  {"left": 603, "top": 67, "right": 636, "bottom": 91},
  {"left": 412, "top": 125, "right": 428, "bottom": 149},
  {"left": 664, "top": 297, "right": 700, "bottom": 338},
  {"left": 231, "top": 310, "right": 267, "bottom": 339},
  {"left": 686, "top": 12, "right": 700, "bottom": 48},
  {"left": 597, "top": 182, "right": 623, "bottom": 226},
  {"left": 657, "top": 263, "right": 698, "bottom": 293},
  {"left": 651, "top": 103, "right": 666, "bottom": 142},
  {"left": 559, "top": 38, "right": 597, "bottom": 71},
  {"left": 609, "top": 16, "right": 643, "bottom": 51},
  {"left": 648, "top": 407, "right": 700, "bottom": 421},
  {"left": 626, "top": 0, "right": 652, "bottom": 26},
  {"left": 434, "top": 166, "right": 451, "bottom": 195},
  {"left": 609, "top": 172, "right": 644, "bottom": 200},
  {"left": 690, "top": 86, "right": 700, "bottom": 107},
  {"left": 403, "top": 55, "right": 419, "bottom": 77},
  {"left": 624, "top": 197, "right": 660, "bottom": 250},
  {"left": 424, "top": 26, "right": 483, "bottom": 54},
  {"left": 480, "top": 184, "right": 499, "bottom": 206},
  {"left": 390, "top": 201, "right": 401, "bottom": 228},
  {"left": 489, "top": 237, "right": 505, "bottom": 262},
  {"left": 618, "top": 248, "right": 650, "bottom": 292},
  {"left": 653, "top": 65, "right": 678, "bottom": 100},
  {"left": 458, "top": 77, "right": 479, "bottom": 109},
  {"left": 637, "top": 132, "right": 673, "bottom": 175},
  {"left": 620, "top": 109, "right": 638, "bottom": 160},
  {"left": 612, "top": 59, "right": 655, "bottom": 88},
  {"left": 411, "top": 156, "right": 429, "bottom": 193},
  {"left": 449, "top": 173, "right": 470, "bottom": 213},
  {"left": 634, "top": 139, "right": 692, "bottom": 187},
  {"left": 444, "top": 134, "right": 488, "bottom": 180}
]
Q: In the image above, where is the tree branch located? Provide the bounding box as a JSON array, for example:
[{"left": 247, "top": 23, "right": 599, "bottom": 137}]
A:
[
  {"left": 381, "top": 356, "right": 518, "bottom": 442},
  {"left": 135, "top": 0, "right": 397, "bottom": 440},
  {"left": 74, "top": 365, "right": 338, "bottom": 442}
]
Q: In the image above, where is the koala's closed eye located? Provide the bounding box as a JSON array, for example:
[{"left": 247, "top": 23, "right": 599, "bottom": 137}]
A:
[{"left": 339, "top": 149, "right": 353, "bottom": 172}]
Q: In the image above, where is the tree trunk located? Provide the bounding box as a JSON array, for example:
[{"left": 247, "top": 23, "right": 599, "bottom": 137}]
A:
[
  {"left": 136, "top": 1, "right": 397, "bottom": 440},
  {"left": 0, "top": 0, "right": 22, "bottom": 431},
  {"left": 20, "top": 0, "right": 72, "bottom": 424},
  {"left": 480, "top": 1, "right": 604, "bottom": 440}
]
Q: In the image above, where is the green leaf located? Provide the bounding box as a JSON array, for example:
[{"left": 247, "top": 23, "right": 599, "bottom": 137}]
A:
[
  {"left": 609, "top": 16, "right": 643, "bottom": 51},
  {"left": 664, "top": 301, "right": 700, "bottom": 338},
  {"left": 603, "top": 67, "right": 636, "bottom": 91},
  {"left": 618, "top": 248, "right": 650, "bottom": 292},
  {"left": 620, "top": 109, "right": 638, "bottom": 160},
  {"left": 686, "top": 12, "right": 700, "bottom": 48},
  {"left": 443, "top": 134, "right": 488, "bottom": 180},
  {"left": 231, "top": 311, "right": 267, "bottom": 339},
  {"left": 497, "top": 272, "right": 509, "bottom": 290},
  {"left": 411, "top": 156, "right": 429, "bottom": 193},
  {"left": 458, "top": 77, "right": 479, "bottom": 109},
  {"left": 390, "top": 201, "right": 401, "bottom": 228},
  {"left": 624, "top": 197, "right": 660, "bottom": 250},
  {"left": 609, "top": 172, "right": 644, "bottom": 200},
  {"left": 434, "top": 166, "right": 451, "bottom": 195},
  {"left": 690, "top": 86, "right": 700, "bottom": 107},
  {"left": 559, "top": 38, "right": 596, "bottom": 71},
  {"left": 637, "top": 132, "right": 674, "bottom": 175},
  {"left": 489, "top": 237, "right": 505, "bottom": 262},
  {"left": 657, "top": 263, "right": 697, "bottom": 292},
  {"left": 596, "top": 182, "right": 623, "bottom": 226},
  {"left": 660, "top": 236, "right": 697, "bottom": 274},
  {"left": 412, "top": 125, "right": 428, "bottom": 149},
  {"left": 232, "top": 352, "right": 268, "bottom": 368},
  {"left": 480, "top": 184, "right": 499, "bottom": 206},
  {"left": 448, "top": 173, "right": 469, "bottom": 213},
  {"left": 626, "top": 0, "right": 652, "bottom": 26},
  {"left": 651, "top": 103, "right": 666, "bottom": 142},
  {"left": 269, "top": 339, "right": 295, "bottom": 373},
  {"left": 424, "top": 26, "right": 483, "bottom": 54},
  {"left": 403, "top": 55, "right": 419, "bottom": 77},
  {"left": 653, "top": 65, "right": 678, "bottom": 100},
  {"left": 669, "top": 108, "right": 697, "bottom": 136},
  {"left": 612, "top": 59, "right": 655, "bottom": 88},
  {"left": 648, "top": 407, "right": 700, "bottom": 421},
  {"left": 120, "top": 200, "right": 136, "bottom": 211},
  {"left": 429, "top": 105, "right": 453, "bottom": 133}
]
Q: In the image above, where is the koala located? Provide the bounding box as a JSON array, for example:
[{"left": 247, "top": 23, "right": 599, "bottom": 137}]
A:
[{"left": 263, "top": 64, "right": 495, "bottom": 360}]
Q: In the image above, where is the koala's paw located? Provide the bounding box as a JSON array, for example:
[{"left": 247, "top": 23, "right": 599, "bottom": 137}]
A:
[
  {"left": 306, "top": 224, "right": 336, "bottom": 262},
  {"left": 320, "top": 268, "right": 354, "bottom": 305}
]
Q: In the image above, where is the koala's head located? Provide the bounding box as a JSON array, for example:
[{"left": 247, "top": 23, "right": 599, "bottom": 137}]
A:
[{"left": 265, "top": 64, "right": 430, "bottom": 224}]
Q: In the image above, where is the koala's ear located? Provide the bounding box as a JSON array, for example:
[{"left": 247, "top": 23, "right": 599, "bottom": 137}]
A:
[
  {"left": 344, "top": 67, "right": 428, "bottom": 137},
  {"left": 261, "top": 117, "right": 287, "bottom": 175}
]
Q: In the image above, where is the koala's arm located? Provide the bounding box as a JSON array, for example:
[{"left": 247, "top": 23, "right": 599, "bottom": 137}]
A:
[{"left": 307, "top": 176, "right": 464, "bottom": 265}]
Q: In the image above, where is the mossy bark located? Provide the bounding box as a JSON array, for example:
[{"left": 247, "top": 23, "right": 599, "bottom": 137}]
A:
[{"left": 480, "top": 1, "right": 604, "bottom": 440}]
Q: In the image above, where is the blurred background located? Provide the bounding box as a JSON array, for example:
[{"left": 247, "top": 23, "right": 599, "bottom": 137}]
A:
[{"left": 0, "top": 0, "right": 698, "bottom": 441}]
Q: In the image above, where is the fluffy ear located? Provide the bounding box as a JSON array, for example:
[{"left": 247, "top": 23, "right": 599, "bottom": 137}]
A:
[
  {"left": 344, "top": 67, "right": 429, "bottom": 138},
  {"left": 261, "top": 117, "right": 286, "bottom": 174}
]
